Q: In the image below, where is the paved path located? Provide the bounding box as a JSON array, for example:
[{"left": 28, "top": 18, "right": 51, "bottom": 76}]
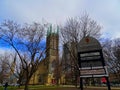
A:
[
  {"left": 79, "top": 86, "right": 120, "bottom": 90},
  {"left": 56, "top": 87, "right": 120, "bottom": 90},
  {"left": 16, "top": 86, "right": 120, "bottom": 90}
]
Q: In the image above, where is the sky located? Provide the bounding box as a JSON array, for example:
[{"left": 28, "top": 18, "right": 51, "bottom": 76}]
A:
[
  {"left": 0, "top": 0, "right": 120, "bottom": 39},
  {"left": 0, "top": 0, "right": 120, "bottom": 44}
]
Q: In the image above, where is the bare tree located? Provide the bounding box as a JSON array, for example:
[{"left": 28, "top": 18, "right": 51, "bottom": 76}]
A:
[
  {"left": 60, "top": 14, "right": 101, "bottom": 44},
  {"left": 103, "top": 38, "right": 120, "bottom": 83},
  {"left": 5, "top": 53, "right": 23, "bottom": 87},
  {"left": 60, "top": 14, "right": 102, "bottom": 86},
  {"left": 0, "top": 53, "right": 11, "bottom": 84},
  {"left": 0, "top": 20, "right": 46, "bottom": 90}
]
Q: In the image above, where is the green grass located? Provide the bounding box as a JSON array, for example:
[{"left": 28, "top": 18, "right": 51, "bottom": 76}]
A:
[
  {"left": 28, "top": 85, "right": 68, "bottom": 90},
  {"left": 0, "top": 85, "right": 69, "bottom": 90},
  {"left": 0, "top": 85, "right": 120, "bottom": 90},
  {"left": 0, "top": 86, "right": 18, "bottom": 90}
]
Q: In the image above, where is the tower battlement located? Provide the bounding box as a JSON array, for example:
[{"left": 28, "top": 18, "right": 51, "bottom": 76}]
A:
[{"left": 47, "top": 24, "right": 59, "bottom": 36}]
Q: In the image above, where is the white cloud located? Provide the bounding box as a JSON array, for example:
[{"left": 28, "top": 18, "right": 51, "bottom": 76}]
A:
[
  {"left": 0, "top": 0, "right": 120, "bottom": 38},
  {"left": 0, "top": 48, "right": 14, "bottom": 55},
  {"left": 75, "top": 0, "right": 120, "bottom": 39},
  {"left": 1, "top": 0, "right": 80, "bottom": 24}
]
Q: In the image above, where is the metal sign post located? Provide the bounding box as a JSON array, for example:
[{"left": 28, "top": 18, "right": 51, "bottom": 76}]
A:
[
  {"left": 78, "top": 36, "right": 111, "bottom": 90},
  {"left": 79, "top": 74, "right": 83, "bottom": 90}
]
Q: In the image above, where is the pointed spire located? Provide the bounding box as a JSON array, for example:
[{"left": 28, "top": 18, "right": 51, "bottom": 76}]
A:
[
  {"left": 47, "top": 24, "right": 59, "bottom": 36},
  {"left": 50, "top": 24, "right": 52, "bottom": 34},
  {"left": 57, "top": 25, "right": 59, "bottom": 34},
  {"left": 47, "top": 28, "right": 49, "bottom": 36}
]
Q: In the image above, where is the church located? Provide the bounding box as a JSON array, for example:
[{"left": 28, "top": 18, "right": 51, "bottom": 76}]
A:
[{"left": 29, "top": 25, "right": 63, "bottom": 85}]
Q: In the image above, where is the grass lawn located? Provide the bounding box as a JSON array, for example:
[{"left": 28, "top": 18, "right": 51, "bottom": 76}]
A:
[
  {"left": 0, "top": 85, "right": 120, "bottom": 90},
  {"left": 0, "top": 85, "right": 78, "bottom": 90},
  {"left": 0, "top": 86, "right": 18, "bottom": 90}
]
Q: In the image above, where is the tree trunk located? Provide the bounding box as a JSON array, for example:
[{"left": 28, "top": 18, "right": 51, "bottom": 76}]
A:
[
  {"left": 24, "top": 80, "right": 29, "bottom": 90},
  {"left": 75, "top": 75, "right": 78, "bottom": 88}
]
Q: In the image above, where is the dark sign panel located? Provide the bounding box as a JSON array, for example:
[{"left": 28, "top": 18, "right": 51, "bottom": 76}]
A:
[
  {"left": 78, "top": 36, "right": 108, "bottom": 77},
  {"left": 81, "top": 68, "right": 105, "bottom": 75},
  {"left": 80, "top": 52, "right": 101, "bottom": 61},
  {"left": 81, "top": 61, "right": 102, "bottom": 67},
  {"left": 78, "top": 37, "right": 102, "bottom": 52},
  {"left": 80, "top": 66, "right": 108, "bottom": 77},
  {"left": 78, "top": 36, "right": 111, "bottom": 90}
]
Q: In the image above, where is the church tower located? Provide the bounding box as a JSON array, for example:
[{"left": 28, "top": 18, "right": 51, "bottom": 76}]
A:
[
  {"left": 9, "top": 56, "right": 17, "bottom": 84},
  {"left": 46, "top": 25, "right": 59, "bottom": 85},
  {"left": 10, "top": 58, "right": 16, "bottom": 75},
  {"left": 29, "top": 25, "right": 59, "bottom": 85}
]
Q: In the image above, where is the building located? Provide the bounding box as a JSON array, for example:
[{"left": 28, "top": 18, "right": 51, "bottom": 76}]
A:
[
  {"left": 29, "top": 25, "right": 59, "bottom": 85},
  {"left": 0, "top": 58, "right": 17, "bottom": 84},
  {"left": 9, "top": 59, "right": 17, "bottom": 84},
  {"left": 1, "top": 60, "right": 10, "bottom": 83},
  {"left": 61, "top": 42, "right": 78, "bottom": 85}
]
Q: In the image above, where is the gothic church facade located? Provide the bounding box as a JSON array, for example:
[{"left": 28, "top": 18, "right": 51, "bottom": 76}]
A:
[{"left": 29, "top": 25, "right": 59, "bottom": 85}]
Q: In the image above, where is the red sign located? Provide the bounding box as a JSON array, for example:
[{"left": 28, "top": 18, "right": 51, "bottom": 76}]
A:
[{"left": 101, "top": 77, "right": 107, "bottom": 83}]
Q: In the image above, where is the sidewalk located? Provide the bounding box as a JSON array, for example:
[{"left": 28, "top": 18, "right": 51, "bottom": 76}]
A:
[
  {"left": 60, "top": 85, "right": 120, "bottom": 90},
  {"left": 87, "top": 86, "right": 120, "bottom": 90},
  {"left": 16, "top": 86, "right": 120, "bottom": 90}
]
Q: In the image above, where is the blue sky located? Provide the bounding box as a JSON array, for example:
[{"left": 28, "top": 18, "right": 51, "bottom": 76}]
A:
[{"left": 0, "top": 0, "right": 120, "bottom": 39}]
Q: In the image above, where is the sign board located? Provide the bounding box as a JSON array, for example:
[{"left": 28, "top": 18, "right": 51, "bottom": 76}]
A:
[
  {"left": 78, "top": 36, "right": 108, "bottom": 77},
  {"left": 78, "top": 36, "right": 111, "bottom": 90},
  {"left": 81, "top": 60, "right": 102, "bottom": 67},
  {"left": 80, "top": 66, "right": 108, "bottom": 77},
  {"left": 78, "top": 36, "right": 102, "bottom": 52},
  {"left": 80, "top": 51, "right": 101, "bottom": 61}
]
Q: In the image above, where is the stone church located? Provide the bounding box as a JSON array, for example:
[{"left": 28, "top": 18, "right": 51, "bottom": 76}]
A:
[{"left": 29, "top": 25, "right": 60, "bottom": 85}]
